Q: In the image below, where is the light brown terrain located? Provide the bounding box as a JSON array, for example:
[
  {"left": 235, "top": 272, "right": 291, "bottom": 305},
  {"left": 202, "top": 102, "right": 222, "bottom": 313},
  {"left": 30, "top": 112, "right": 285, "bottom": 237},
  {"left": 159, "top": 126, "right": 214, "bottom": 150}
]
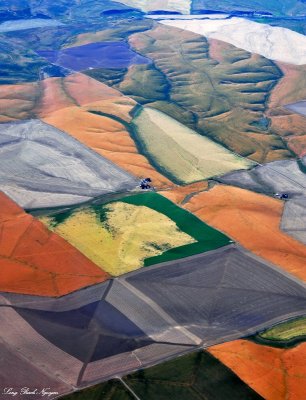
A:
[
  {"left": 36, "top": 73, "right": 136, "bottom": 118},
  {"left": 208, "top": 38, "right": 234, "bottom": 63},
  {"left": 0, "top": 82, "right": 39, "bottom": 122},
  {"left": 129, "top": 25, "right": 292, "bottom": 164},
  {"left": 185, "top": 185, "right": 306, "bottom": 281},
  {"left": 0, "top": 73, "right": 171, "bottom": 187},
  {"left": 209, "top": 340, "right": 306, "bottom": 400},
  {"left": 0, "top": 191, "right": 109, "bottom": 296},
  {"left": 160, "top": 181, "right": 209, "bottom": 205},
  {"left": 267, "top": 62, "right": 306, "bottom": 156},
  {"left": 40, "top": 74, "right": 172, "bottom": 186}
]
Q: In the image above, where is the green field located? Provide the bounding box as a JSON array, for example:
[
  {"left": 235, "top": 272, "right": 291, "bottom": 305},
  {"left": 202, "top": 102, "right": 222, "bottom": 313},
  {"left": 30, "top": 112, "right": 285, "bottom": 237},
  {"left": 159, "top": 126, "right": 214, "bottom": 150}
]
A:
[
  {"left": 121, "top": 192, "right": 231, "bottom": 265},
  {"left": 261, "top": 317, "right": 306, "bottom": 341},
  {"left": 250, "top": 317, "right": 306, "bottom": 348},
  {"left": 60, "top": 379, "right": 133, "bottom": 400},
  {"left": 259, "top": 317, "right": 306, "bottom": 345},
  {"left": 40, "top": 192, "right": 231, "bottom": 275}
]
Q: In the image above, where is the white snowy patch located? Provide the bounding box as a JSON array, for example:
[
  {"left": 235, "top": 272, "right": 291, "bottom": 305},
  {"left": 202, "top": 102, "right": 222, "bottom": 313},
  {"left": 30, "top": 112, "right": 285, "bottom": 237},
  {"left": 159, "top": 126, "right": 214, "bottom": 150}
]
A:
[
  {"left": 160, "top": 17, "right": 306, "bottom": 65},
  {"left": 147, "top": 13, "right": 230, "bottom": 20},
  {"left": 116, "top": 0, "right": 191, "bottom": 14}
]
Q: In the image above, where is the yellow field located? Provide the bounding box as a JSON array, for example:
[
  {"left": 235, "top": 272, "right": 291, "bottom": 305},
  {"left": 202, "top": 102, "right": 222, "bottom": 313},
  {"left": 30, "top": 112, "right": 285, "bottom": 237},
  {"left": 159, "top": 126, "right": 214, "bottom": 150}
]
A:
[
  {"left": 134, "top": 107, "right": 255, "bottom": 184},
  {"left": 40, "top": 202, "right": 195, "bottom": 276}
]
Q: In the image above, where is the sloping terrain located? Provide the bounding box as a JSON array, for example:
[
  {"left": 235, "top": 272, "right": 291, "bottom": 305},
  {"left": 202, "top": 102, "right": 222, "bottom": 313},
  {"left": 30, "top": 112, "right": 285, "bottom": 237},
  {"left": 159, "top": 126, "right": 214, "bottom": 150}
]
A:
[
  {"left": 285, "top": 101, "right": 306, "bottom": 117},
  {"left": 38, "top": 73, "right": 173, "bottom": 187},
  {"left": 125, "top": 244, "right": 306, "bottom": 342},
  {"left": 0, "top": 18, "right": 62, "bottom": 32},
  {"left": 258, "top": 317, "right": 306, "bottom": 345},
  {"left": 160, "top": 18, "right": 306, "bottom": 65},
  {"left": 38, "top": 41, "right": 151, "bottom": 71},
  {"left": 40, "top": 192, "right": 230, "bottom": 275},
  {"left": 209, "top": 340, "right": 306, "bottom": 400},
  {"left": 0, "top": 2, "right": 305, "bottom": 399},
  {"left": 132, "top": 107, "right": 254, "bottom": 184},
  {"left": 0, "top": 243, "right": 305, "bottom": 397},
  {"left": 0, "top": 73, "right": 172, "bottom": 187},
  {"left": 62, "top": 351, "right": 263, "bottom": 400},
  {"left": 0, "top": 81, "right": 39, "bottom": 122},
  {"left": 116, "top": 0, "right": 191, "bottom": 14},
  {"left": 126, "top": 25, "right": 291, "bottom": 163},
  {"left": 0, "top": 119, "right": 137, "bottom": 209},
  {"left": 218, "top": 159, "right": 306, "bottom": 244},
  {"left": 191, "top": 0, "right": 306, "bottom": 17},
  {"left": 266, "top": 62, "right": 306, "bottom": 157},
  {"left": 0, "top": 341, "right": 71, "bottom": 400},
  {"left": 40, "top": 201, "right": 195, "bottom": 276},
  {"left": 185, "top": 185, "right": 306, "bottom": 281},
  {"left": 0, "top": 36, "right": 47, "bottom": 84},
  {"left": 0, "top": 192, "right": 109, "bottom": 296}
]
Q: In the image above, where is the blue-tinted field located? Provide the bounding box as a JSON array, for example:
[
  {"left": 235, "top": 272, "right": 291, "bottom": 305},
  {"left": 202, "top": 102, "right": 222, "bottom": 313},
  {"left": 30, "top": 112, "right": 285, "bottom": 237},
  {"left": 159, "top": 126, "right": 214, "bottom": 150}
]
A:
[
  {"left": 38, "top": 41, "right": 151, "bottom": 71},
  {"left": 0, "top": 18, "right": 61, "bottom": 32}
]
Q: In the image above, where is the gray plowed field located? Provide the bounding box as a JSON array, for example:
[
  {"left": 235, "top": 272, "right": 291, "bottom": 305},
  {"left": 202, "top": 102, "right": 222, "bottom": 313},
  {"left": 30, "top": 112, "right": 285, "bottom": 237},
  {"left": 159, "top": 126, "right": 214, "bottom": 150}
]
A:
[
  {"left": 0, "top": 119, "right": 137, "bottom": 209},
  {"left": 0, "top": 245, "right": 305, "bottom": 396}
]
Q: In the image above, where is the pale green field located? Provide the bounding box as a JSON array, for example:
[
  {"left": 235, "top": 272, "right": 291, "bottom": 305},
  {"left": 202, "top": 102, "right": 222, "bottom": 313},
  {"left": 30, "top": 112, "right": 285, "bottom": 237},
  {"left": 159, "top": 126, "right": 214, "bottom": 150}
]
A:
[
  {"left": 260, "top": 317, "right": 306, "bottom": 341},
  {"left": 133, "top": 107, "right": 255, "bottom": 184}
]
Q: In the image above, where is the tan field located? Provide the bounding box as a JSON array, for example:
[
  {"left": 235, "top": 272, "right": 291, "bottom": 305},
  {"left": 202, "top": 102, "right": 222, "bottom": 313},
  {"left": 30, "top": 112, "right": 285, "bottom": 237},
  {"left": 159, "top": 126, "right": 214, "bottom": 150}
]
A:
[
  {"left": 0, "top": 82, "right": 39, "bottom": 122},
  {"left": 64, "top": 29, "right": 125, "bottom": 48},
  {"left": 129, "top": 25, "right": 292, "bottom": 164},
  {"left": 159, "top": 181, "right": 209, "bottom": 205},
  {"left": 209, "top": 340, "right": 306, "bottom": 400},
  {"left": 267, "top": 62, "right": 306, "bottom": 156},
  {"left": 0, "top": 73, "right": 172, "bottom": 187},
  {"left": 39, "top": 75, "right": 172, "bottom": 187},
  {"left": 41, "top": 202, "right": 195, "bottom": 276},
  {"left": 36, "top": 73, "right": 136, "bottom": 120},
  {"left": 43, "top": 105, "right": 171, "bottom": 187},
  {"left": 185, "top": 185, "right": 306, "bottom": 281},
  {"left": 208, "top": 38, "right": 235, "bottom": 63},
  {"left": 134, "top": 107, "right": 254, "bottom": 184}
]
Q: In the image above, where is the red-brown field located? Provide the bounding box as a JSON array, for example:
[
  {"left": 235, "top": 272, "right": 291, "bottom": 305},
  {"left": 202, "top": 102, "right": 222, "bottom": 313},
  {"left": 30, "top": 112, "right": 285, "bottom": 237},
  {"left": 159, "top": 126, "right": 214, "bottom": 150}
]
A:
[
  {"left": 209, "top": 340, "right": 306, "bottom": 400},
  {"left": 0, "top": 192, "right": 109, "bottom": 296},
  {"left": 185, "top": 185, "right": 306, "bottom": 281}
]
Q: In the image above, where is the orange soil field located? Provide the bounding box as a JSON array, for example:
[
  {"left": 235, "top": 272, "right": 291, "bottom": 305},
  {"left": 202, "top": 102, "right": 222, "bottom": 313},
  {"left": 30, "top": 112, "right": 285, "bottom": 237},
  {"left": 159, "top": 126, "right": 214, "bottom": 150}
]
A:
[
  {"left": 0, "top": 192, "right": 109, "bottom": 296},
  {"left": 43, "top": 106, "right": 170, "bottom": 187},
  {"left": 40, "top": 74, "right": 172, "bottom": 187},
  {"left": 267, "top": 62, "right": 306, "bottom": 156},
  {"left": 0, "top": 73, "right": 171, "bottom": 187},
  {"left": 36, "top": 73, "right": 135, "bottom": 119},
  {"left": 185, "top": 185, "right": 306, "bottom": 281},
  {"left": 209, "top": 340, "right": 306, "bottom": 400},
  {"left": 160, "top": 181, "right": 209, "bottom": 205}
]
